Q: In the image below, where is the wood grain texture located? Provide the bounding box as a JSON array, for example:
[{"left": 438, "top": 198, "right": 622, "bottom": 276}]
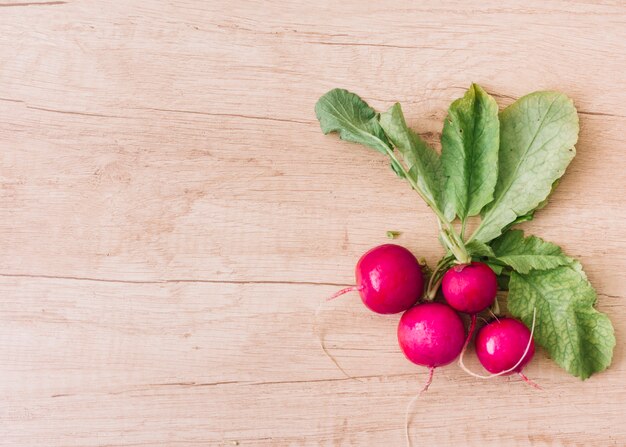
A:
[{"left": 1, "top": 0, "right": 625, "bottom": 445}]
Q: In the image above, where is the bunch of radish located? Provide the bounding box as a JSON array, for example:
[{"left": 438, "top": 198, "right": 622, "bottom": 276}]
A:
[
  {"left": 313, "top": 83, "right": 617, "bottom": 447},
  {"left": 314, "top": 83, "right": 615, "bottom": 396},
  {"left": 326, "top": 243, "right": 536, "bottom": 391}
]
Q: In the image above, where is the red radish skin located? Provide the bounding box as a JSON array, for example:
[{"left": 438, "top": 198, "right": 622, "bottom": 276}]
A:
[
  {"left": 441, "top": 262, "right": 498, "bottom": 314},
  {"left": 475, "top": 318, "right": 535, "bottom": 374},
  {"left": 474, "top": 317, "right": 540, "bottom": 389},
  {"left": 441, "top": 261, "right": 498, "bottom": 378},
  {"left": 331, "top": 244, "right": 424, "bottom": 314},
  {"left": 397, "top": 302, "right": 465, "bottom": 391}
]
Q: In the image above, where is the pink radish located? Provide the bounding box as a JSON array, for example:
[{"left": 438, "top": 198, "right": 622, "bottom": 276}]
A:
[
  {"left": 399, "top": 302, "right": 466, "bottom": 447},
  {"left": 441, "top": 262, "right": 498, "bottom": 314},
  {"left": 316, "top": 244, "right": 424, "bottom": 380},
  {"left": 330, "top": 244, "right": 424, "bottom": 314},
  {"left": 441, "top": 261, "right": 498, "bottom": 371},
  {"left": 475, "top": 317, "right": 540, "bottom": 388},
  {"left": 397, "top": 302, "right": 465, "bottom": 391},
  {"left": 455, "top": 310, "right": 541, "bottom": 389}
]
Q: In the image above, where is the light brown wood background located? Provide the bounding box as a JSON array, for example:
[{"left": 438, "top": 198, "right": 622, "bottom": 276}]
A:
[{"left": 1, "top": 1, "right": 624, "bottom": 446}]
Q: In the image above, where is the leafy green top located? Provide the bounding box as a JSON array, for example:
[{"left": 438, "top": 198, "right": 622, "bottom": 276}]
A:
[
  {"left": 315, "top": 84, "right": 614, "bottom": 379},
  {"left": 379, "top": 103, "right": 448, "bottom": 216},
  {"left": 490, "top": 229, "right": 572, "bottom": 274},
  {"left": 470, "top": 91, "right": 579, "bottom": 243},
  {"left": 508, "top": 264, "right": 615, "bottom": 379},
  {"left": 441, "top": 84, "right": 499, "bottom": 224},
  {"left": 315, "top": 88, "right": 390, "bottom": 155}
]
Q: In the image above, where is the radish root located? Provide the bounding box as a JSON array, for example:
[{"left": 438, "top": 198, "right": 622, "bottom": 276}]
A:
[
  {"left": 518, "top": 371, "right": 542, "bottom": 390},
  {"left": 327, "top": 285, "right": 361, "bottom": 301},
  {"left": 313, "top": 286, "right": 365, "bottom": 382},
  {"left": 456, "top": 313, "right": 478, "bottom": 376},
  {"left": 405, "top": 367, "right": 435, "bottom": 447},
  {"left": 421, "top": 366, "right": 435, "bottom": 393}
]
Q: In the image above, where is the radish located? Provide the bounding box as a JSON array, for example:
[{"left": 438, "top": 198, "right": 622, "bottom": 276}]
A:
[
  {"left": 455, "top": 310, "right": 541, "bottom": 389},
  {"left": 317, "top": 87, "right": 614, "bottom": 384},
  {"left": 441, "top": 261, "right": 498, "bottom": 371},
  {"left": 399, "top": 302, "right": 465, "bottom": 447},
  {"left": 316, "top": 244, "right": 424, "bottom": 379},
  {"left": 329, "top": 244, "right": 424, "bottom": 314},
  {"left": 397, "top": 302, "right": 465, "bottom": 391},
  {"left": 441, "top": 262, "right": 498, "bottom": 314},
  {"left": 475, "top": 317, "right": 540, "bottom": 388}
]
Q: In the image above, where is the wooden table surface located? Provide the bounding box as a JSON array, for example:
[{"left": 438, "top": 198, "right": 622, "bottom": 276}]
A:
[{"left": 1, "top": 1, "right": 625, "bottom": 446}]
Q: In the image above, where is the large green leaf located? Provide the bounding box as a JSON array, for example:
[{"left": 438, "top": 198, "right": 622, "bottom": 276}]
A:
[
  {"left": 471, "top": 92, "right": 579, "bottom": 243},
  {"left": 315, "top": 88, "right": 391, "bottom": 155},
  {"left": 379, "top": 103, "right": 448, "bottom": 215},
  {"left": 508, "top": 265, "right": 615, "bottom": 379},
  {"left": 441, "top": 84, "right": 499, "bottom": 222},
  {"left": 465, "top": 239, "right": 495, "bottom": 258},
  {"left": 500, "top": 178, "right": 561, "bottom": 232},
  {"left": 490, "top": 229, "right": 572, "bottom": 274}
]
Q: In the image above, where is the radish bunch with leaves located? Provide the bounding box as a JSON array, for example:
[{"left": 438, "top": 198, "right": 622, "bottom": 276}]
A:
[{"left": 315, "top": 84, "right": 615, "bottom": 382}]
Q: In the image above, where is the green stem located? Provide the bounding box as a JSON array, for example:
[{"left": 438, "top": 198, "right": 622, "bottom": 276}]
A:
[
  {"left": 383, "top": 148, "right": 470, "bottom": 264},
  {"left": 441, "top": 229, "right": 471, "bottom": 264},
  {"left": 384, "top": 149, "right": 445, "bottom": 219},
  {"left": 439, "top": 231, "right": 457, "bottom": 259},
  {"left": 491, "top": 299, "right": 501, "bottom": 316},
  {"left": 426, "top": 256, "right": 453, "bottom": 299}
]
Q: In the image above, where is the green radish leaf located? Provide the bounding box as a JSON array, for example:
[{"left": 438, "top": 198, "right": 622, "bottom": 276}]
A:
[
  {"left": 441, "top": 84, "right": 499, "bottom": 222},
  {"left": 490, "top": 229, "right": 573, "bottom": 274},
  {"left": 485, "top": 262, "right": 503, "bottom": 275},
  {"left": 471, "top": 92, "right": 579, "bottom": 243},
  {"left": 380, "top": 103, "right": 448, "bottom": 216},
  {"left": 508, "top": 264, "right": 615, "bottom": 379},
  {"left": 465, "top": 239, "right": 495, "bottom": 258},
  {"left": 315, "top": 89, "right": 391, "bottom": 155},
  {"left": 390, "top": 158, "right": 406, "bottom": 178},
  {"left": 501, "top": 179, "right": 561, "bottom": 231}
]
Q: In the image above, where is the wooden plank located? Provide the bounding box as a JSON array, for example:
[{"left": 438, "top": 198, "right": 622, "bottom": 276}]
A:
[
  {"left": 1, "top": 278, "right": 623, "bottom": 446},
  {"left": 1, "top": 0, "right": 625, "bottom": 445}
]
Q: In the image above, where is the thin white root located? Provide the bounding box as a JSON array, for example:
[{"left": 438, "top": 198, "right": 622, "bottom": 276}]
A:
[
  {"left": 313, "top": 287, "right": 365, "bottom": 383},
  {"left": 458, "top": 308, "right": 537, "bottom": 380},
  {"left": 488, "top": 308, "right": 501, "bottom": 322},
  {"left": 490, "top": 299, "right": 501, "bottom": 316},
  {"left": 456, "top": 314, "right": 478, "bottom": 379},
  {"left": 405, "top": 393, "right": 418, "bottom": 447},
  {"left": 405, "top": 367, "right": 434, "bottom": 447}
]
